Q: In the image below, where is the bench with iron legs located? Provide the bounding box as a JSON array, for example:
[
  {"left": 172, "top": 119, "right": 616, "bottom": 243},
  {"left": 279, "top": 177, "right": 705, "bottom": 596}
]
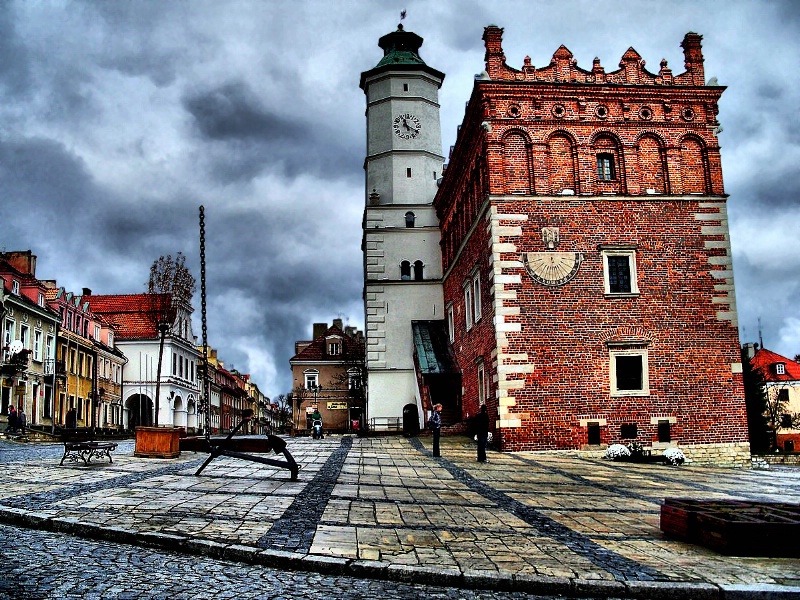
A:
[{"left": 60, "top": 430, "right": 118, "bottom": 466}]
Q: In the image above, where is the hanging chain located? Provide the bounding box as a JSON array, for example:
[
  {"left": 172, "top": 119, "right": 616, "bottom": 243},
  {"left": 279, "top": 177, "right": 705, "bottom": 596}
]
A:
[{"left": 199, "top": 206, "right": 211, "bottom": 441}]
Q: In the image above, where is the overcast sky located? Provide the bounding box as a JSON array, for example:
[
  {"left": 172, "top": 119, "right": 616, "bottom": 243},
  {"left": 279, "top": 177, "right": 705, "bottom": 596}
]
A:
[{"left": 1, "top": 0, "right": 798, "bottom": 398}]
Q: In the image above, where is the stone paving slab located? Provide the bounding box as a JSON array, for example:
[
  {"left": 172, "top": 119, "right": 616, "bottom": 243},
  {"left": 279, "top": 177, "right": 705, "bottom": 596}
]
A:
[{"left": 1, "top": 435, "right": 800, "bottom": 598}]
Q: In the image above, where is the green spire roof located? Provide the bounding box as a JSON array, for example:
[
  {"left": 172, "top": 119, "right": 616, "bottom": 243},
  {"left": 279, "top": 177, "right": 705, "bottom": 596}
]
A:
[{"left": 375, "top": 24, "right": 426, "bottom": 67}]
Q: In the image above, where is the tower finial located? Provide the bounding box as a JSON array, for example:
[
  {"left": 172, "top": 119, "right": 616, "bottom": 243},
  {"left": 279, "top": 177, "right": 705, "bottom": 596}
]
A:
[{"left": 400, "top": 9, "right": 406, "bottom": 20}]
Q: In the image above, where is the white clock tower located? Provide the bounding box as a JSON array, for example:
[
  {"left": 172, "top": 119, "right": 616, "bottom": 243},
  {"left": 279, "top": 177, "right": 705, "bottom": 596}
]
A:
[{"left": 360, "top": 25, "right": 445, "bottom": 428}]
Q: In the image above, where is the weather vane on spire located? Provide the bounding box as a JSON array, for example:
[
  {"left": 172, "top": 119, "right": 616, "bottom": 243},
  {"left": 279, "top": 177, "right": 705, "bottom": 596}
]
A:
[{"left": 400, "top": 9, "right": 406, "bottom": 20}]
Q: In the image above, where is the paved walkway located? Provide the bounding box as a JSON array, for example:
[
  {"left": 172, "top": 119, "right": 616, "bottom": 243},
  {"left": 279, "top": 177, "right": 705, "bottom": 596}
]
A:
[{"left": 1, "top": 435, "right": 799, "bottom": 599}]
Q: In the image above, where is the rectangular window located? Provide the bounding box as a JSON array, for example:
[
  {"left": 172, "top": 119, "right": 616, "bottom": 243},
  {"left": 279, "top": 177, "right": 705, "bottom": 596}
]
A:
[
  {"left": 20, "top": 324, "right": 30, "bottom": 349},
  {"left": 406, "top": 168, "right": 412, "bottom": 178},
  {"left": 108, "top": 331, "right": 113, "bottom": 346},
  {"left": 602, "top": 249, "right": 638, "bottom": 295},
  {"left": 38, "top": 293, "right": 45, "bottom": 307},
  {"left": 608, "top": 256, "right": 631, "bottom": 293},
  {"left": 596, "top": 154, "right": 616, "bottom": 180},
  {"left": 610, "top": 348, "right": 649, "bottom": 396},
  {"left": 45, "top": 335, "right": 54, "bottom": 362},
  {"left": 305, "top": 372, "right": 319, "bottom": 390},
  {"left": 77, "top": 397, "right": 83, "bottom": 420},
  {"left": 172, "top": 353, "right": 177, "bottom": 376},
  {"left": 477, "top": 361, "right": 486, "bottom": 406},
  {"left": 94, "top": 325, "right": 101, "bottom": 340},
  {"left": 329, "top": 342, "right": 340, "bottom": 356},
  {"left": 33, "top": 330, "right": 42, "bottom": 362},
  {"left": 620, "top": 423, "right": 638, "bottom": 439},
  {"left": 3, "top": 319, "right": 14, "bottom": 348},
  {"left": 447, "top": 304, "right": 454, "bottom": 343},
  {"left": 472, "top": 272, "right": 482, "bottom": 322},
  {"left": 403, "top": 83, "right": 408, "bottom": 91},
  {"left": 658, "top": 420, "right": 672, "bottom": 443},
  {"left": 11, "top": 280, "right": 19, "bottom": 294},
  {"left": 777, "top": 364, "right": 786, "bottom": 375},
  {"left": 464, "top": 283, "right": 474, "bottom": 330}
]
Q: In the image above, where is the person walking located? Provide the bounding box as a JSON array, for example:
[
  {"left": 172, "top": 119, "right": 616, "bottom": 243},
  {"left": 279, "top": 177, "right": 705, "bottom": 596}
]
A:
[
  {"left": 429, "top": 403, "right": 442, "bottom": 457},
  {"left": 6, "top": 405, "right": 17, "bottom": 433},
  {"left": 475, "top": 404, "right": 490, "bottom": 462},
  {"left": 17, "top": 407, "right": 26, "bottom": 435}
]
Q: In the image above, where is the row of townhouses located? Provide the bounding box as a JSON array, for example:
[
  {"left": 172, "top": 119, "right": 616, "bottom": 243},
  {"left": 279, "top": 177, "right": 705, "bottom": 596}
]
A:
[{"left": 0, "top": 250, "right": 278, "bottom": 436}]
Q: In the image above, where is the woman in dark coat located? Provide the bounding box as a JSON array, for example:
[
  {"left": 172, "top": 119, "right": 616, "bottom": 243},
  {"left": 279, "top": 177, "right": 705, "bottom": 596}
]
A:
[{"left": 475, "top": 404, "right": 490, "bottom": 462}]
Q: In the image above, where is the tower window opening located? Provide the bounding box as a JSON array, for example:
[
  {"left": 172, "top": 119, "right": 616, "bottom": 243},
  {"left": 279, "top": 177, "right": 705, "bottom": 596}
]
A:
[
  {"left": 413, "top": 260, "right": 424, "bottom": 281},
  {"left": 400, "top": 261, "right": 411, "bottom": 280},
  {"left": 405, "top": 212, "right": 416, "bottom": 228},
  {"left": 403, "top": 83, "right": 409, "bottom": 91},
  {"left": 406, "top": 168, "right": 412, "bottom": 178}
]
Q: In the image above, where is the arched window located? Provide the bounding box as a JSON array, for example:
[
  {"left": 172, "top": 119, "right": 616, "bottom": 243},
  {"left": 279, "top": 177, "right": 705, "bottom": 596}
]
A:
[
  {"left": 413, "top": 260, "right": 424, "bottom": 281},
  {"left": 400, "top": 261, "right": 411, "bottom": 280},
  {"left": 594, "top": 135, "right": 622, "bottom": 192},
  {"left": 405, "top": 212, "right": 416, "bottom": 228}
]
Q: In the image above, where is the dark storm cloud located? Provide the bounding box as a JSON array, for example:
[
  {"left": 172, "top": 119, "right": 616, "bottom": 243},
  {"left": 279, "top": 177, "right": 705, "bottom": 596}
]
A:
[
  {"left": 184, "top": 83, "right": 303, "bottom": 142},
  {"left": 0, "top": 136, "right": 97, "bottom": 222},
  {"left": 183, "top": 82, "right": 361, "bottom": 183}
]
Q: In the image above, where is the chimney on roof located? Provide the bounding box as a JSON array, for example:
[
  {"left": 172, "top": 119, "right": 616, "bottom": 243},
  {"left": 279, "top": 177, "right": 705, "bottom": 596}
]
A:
[
  {"left": 313, "top": 322, "right": 327, "bottom": 339},
  {"left": 742, "top": 343, "right": 758, "bottom": 360},
  {"left": 82, "top": 287, "right": 92, "bottom": 297},
  {"left": 333, "top": 318, "right": 343, "bottom": 330},
  {"left": 4, "top": 251, "right": 37, "bottom": 276}
]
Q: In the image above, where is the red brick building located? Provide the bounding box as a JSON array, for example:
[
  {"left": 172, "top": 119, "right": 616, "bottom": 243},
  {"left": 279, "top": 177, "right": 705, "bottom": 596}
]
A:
[{"left": 434, "top": 26, "right": 750, "bottom": 465}]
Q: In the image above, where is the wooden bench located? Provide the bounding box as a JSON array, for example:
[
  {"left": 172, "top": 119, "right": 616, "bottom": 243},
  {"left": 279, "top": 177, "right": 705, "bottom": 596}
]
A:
[{"left": 60, "top": 430, "right": 118, "bottom": 466}]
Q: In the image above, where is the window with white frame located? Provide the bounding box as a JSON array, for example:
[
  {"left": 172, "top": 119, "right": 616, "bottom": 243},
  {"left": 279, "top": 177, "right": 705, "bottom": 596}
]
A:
[
  {"left": 601, "top": 248, "right": 639, "bottom": 295},
  {"left": 11, "top": 280, "right": 19, "bottom": 295},
  {"left": 33, "top": 330, "right": 42, "bottom": 361},
  {"left": 94, "top": 325, "right": 101, "bottom": 340},
  {"left": 477, "top": 360, "right": 486, "bottom": 406},
  {"left": 45, "top": 334, "right": 54, "bottom": 362},
  {"left": 472, "top": 271, "right": 482, "bottom": 322},
  {"left": 108, "top": 331, "right": 113, "bottom": 346},
  {"left": 776, "top": 363, "right": 786, "bottom": 375},
  {"left": 329, "top": 341, "right": 340, "bottom": 356},
  {"left": 3, "top": 319, "right": 14, "bottom": 348},
  {"left": 20, "top": 324, "right": 30, "bottom": 349},
  {"left": 464, "top": 282, "right": 474, "bottom": 330},
  {"left": 305, "top": 370, "right": 319, "bottom": 390},
  {"left": 609, "top": 346, "right": 649, "bottom": 396},
  {"left": 446, "top": 304, "right": 455, "bottom": 343},
  {"left": 38, "top": 293, "right": 45, "bottom": 307}
]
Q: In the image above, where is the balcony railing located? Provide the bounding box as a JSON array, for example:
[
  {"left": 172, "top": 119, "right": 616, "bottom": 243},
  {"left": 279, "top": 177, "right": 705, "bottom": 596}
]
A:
[{"left": 44, "top": 359, "right": 67, "bottom": 378}]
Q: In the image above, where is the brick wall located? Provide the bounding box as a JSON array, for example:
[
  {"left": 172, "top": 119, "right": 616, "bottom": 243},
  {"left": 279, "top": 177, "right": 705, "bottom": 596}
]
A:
[{"left": 435, "top": 27, "right": 749, "bottom": 461}]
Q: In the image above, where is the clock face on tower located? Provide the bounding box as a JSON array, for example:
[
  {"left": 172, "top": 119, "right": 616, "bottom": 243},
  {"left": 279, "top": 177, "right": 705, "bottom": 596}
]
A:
[{"left": 393, "top": 113, "right": 421, "bottom": 139}]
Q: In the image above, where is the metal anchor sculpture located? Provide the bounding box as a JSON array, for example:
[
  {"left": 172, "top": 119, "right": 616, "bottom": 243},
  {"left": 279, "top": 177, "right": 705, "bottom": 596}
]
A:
[{"left": 186, "top": 409, "right": 299, "bottom": 480}]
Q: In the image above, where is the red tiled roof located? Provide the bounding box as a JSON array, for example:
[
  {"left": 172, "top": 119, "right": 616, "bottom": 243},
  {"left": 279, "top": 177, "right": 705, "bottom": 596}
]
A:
[
  {"left": 751, "top": 348, "right": 800, "bottom": 382},
  {"left": 290, "top": 325, "right": 361, "bottom": 362},
  {"left": 86, "top": 293, "right": 171, "bottom": 340}
]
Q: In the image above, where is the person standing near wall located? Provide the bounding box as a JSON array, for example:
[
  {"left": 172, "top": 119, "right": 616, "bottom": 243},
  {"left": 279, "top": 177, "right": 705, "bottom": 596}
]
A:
[{"left": 429, "top": 403, "right": 442, "bottom": 457}]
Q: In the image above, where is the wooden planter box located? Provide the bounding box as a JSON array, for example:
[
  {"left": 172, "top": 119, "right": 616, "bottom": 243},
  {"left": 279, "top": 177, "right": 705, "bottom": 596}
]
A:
[
  {"left": 661, "top": 498, "right": 800, "bottom": 557},
  {"left": 134, "top": 426, "right": 181, "bottom": 459}
]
